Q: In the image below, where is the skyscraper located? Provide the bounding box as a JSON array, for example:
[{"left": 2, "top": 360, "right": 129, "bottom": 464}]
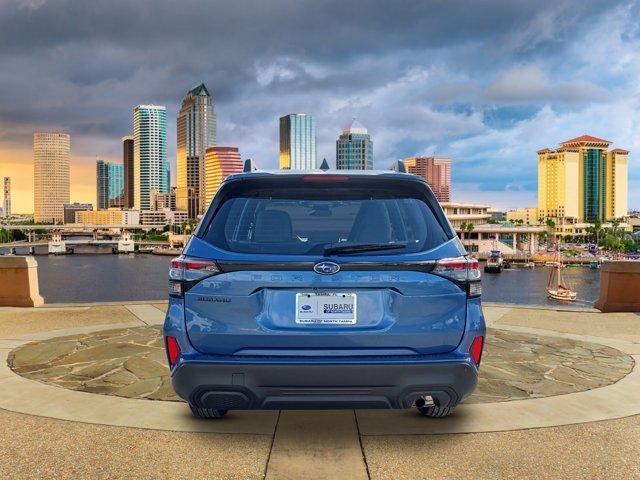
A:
[
  {"left": 537, "top": 135, "right": 628, "bottom": 222},
  {"left": 176, "top": 83, "right": 216, "bottom": 218},
  {"left": 204, "top": 147, "right": 243, "bottom": 206},
  {"left": 96, "top": 160, "right": 108, "bottom": 210},
  {"left": 403, "top": 156, "right": 452, "bottom": 202},
  {"left": 336, "top": 119, "right": 373, "bottom": 170},
  {"left": 122, "top": 135, "right": 134, "bottom": 208},
  {"left": 3, "top": 177, "right": 10, "bottom": 217},
  {"left": 279, "top": 114, "right": 316, "bottom": 170},
  {"left": 133, "top": 105, "right": 168, "bottom": 211},
  {"left": 97, "top": 160, "right": 124, "bottom": 209},
  {"left": 33, "top": 132, "right": 70, "bottom": 223}
]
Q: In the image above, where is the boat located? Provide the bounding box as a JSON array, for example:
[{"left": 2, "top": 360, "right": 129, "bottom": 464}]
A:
[
  {"left": 590, "top": 260, "right": 600, "bottom": 269},
  {"left": 484, "top": 250, "right": 503, "bottom": 273},
  {"left": 547, "top": 254, "right": 577, "bottom": 302}
]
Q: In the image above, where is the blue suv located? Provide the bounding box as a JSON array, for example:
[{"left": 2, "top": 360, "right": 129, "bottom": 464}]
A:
[{"left": 164, "top": 162, "right": 485, "bottom": 419}]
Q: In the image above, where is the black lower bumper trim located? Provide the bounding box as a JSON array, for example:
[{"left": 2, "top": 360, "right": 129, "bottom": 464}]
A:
[{"left": 172, "top": 361, "right": 477, "bottom": 410}]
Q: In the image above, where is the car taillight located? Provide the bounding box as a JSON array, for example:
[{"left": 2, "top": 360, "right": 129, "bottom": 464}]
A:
[
  {"left": 470, "top": 336, "right": 484, "bottom": 366},
  {"left": 165, "top": 336, "right": 181, "bottom": 367},
  {"left": 169, "top": 256, "right": 220, "bottom": 297},
  {"left": 432, "top": 256, "right": 481, "bottom": 297}
]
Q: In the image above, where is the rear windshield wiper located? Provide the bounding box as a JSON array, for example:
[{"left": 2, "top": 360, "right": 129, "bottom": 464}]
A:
[{"left": 323, "top": 242, "right": 408, "bottom": 256}]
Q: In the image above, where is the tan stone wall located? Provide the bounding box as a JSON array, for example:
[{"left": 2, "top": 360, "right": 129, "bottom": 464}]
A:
[
  {"left": 0, "top": 256, "right": 44, "bottom": 307},
  {"left": 595, "top": 261, "right": 640, "bottom": 312}
]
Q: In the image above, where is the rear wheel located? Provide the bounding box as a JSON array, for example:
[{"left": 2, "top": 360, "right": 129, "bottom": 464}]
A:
[
  {"left": 416, "top": 405, "right": 455, "bottom": 417},
  {"left": 189, "top": 404, "right": 228, "bottom": 419}
]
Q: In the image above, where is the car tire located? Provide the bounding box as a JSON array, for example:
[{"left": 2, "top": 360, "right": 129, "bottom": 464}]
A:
[
  {"left": 189, "top": 404, "right": 228, "bottom": 419},
  {"left": 416, "top": 405, "right": 455, "bottom": 417}
]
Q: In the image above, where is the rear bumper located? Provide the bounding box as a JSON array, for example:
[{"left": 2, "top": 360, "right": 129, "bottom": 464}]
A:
[{"left": 171, "top": 360, "right": 478, "bottom": 410}]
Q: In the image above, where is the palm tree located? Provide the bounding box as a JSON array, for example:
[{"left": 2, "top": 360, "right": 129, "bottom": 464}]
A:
[
  {"left": 545, "top": 218, "right": 556, "bottom": 246},
  {"left": 465, "top": 223, "right": 475, "bottom": 252},
  {"left": 459, "top": 221, "right": 468, "bottom": 247}
]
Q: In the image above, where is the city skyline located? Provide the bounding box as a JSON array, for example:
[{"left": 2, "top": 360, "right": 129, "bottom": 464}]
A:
[{"left": 1, "top": 1, "right": 640, "bottom": 212}]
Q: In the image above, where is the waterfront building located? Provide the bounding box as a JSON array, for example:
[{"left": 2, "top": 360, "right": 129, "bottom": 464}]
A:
[
  {"left": 97, "top": 161, "right": 125, "bottom": 209},
  {"left": 140, "top": 209, "right": 188, "bottom": 227},
  {"left": 404, "top": 156, "right": 451, "bottom": 202},
  {"left": 279, "top": 114, "right": 316, "bottom": 170},
  {"left": 151, "top": 187, "right": 176, "bottom": 211},
  {"left": 75, "top": 208, "right": 140, "bottom": 226},
  {"left": 63, "top": 203, "right": 92, "bottom": 224},
  {"left": 506, "top": 208, "right": 540, "bottom": 225},
  {"left": 441, "top": 202, "right": 491, "bottom": 228},
  {"left": 335, "top": 119, "right": 373, "bottom": 170},
  {"left": 33, "top": 132, "right": 70, "bottom": 223},
  {"left": 441, "top": 202, "right": 543, "bottom": 255},
  {"left": 3, "top": 177, "right": 10, "bottom": 217},
  {"left": 122, "top": 135, "right": 134, "bottom": 208},
  {"left": 176, "top": 83, "right": 216, "bottom": 218},
  {"left": 537, "top": 135, "right": 628, "bottom": 223},
  {"left": 204, "top": 147, "right": 243, "bottom": 205},
  {"left": 133, "top": 105, "right": 168, "bottom": 212}
]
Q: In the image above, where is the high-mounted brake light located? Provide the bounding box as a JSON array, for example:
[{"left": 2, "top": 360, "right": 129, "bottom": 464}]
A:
[
  {"left": 169, "top": 256, "right": 220, "bottom": 297},
  {"left": 165, "top": 336, "right": 181, "bottom": 367},
  {"left": 302, "top": 175, "right": 349, "bottom": 183},
  {"left": 470, "top": 336, "right": 484, "bottom": 366}
]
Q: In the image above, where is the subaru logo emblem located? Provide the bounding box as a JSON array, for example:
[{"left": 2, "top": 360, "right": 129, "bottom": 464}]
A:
[{"left": 314, "top": 261, "right": 340, "bottom": 275}]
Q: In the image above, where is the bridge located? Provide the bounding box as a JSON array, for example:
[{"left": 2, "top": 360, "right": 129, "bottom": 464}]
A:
[{"left": 0, "top": 224, "right": 158, "bottom": 231}]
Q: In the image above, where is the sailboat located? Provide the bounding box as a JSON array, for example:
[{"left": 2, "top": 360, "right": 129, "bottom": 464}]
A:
[{"left": 547, "top": 252, "right": 577, "bottom": 302}]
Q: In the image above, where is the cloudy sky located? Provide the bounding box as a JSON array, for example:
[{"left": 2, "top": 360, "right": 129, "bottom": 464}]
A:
[{"left": 1, "top": 0, "right": 639, "bottom": 213}]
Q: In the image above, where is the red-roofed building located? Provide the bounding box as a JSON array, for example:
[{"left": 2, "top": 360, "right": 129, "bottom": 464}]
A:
[
  {"left": 537, "top": 135, "right": 628, "bottom": 224},
  {"left": 559, "top": 135, "right": 612, "bottom": 147}
]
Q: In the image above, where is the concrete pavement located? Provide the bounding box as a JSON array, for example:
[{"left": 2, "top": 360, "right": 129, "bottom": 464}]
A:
[{"left": 0, "top": 302, "right": 639, "bottom": 479}]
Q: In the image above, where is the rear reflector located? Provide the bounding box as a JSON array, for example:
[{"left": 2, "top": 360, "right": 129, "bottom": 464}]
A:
[
  {"left": 470, "top": 336, "right": 484, "bottom": 366},
  {"left": 166, "top": 336, "right": 181, "bottom": 367}
]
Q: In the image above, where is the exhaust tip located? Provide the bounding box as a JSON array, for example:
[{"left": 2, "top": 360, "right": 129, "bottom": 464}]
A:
[{"left": 413, "top": 395, "right": 435, "bottom": 408}]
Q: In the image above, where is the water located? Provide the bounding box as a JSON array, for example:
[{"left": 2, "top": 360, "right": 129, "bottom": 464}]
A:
[
  {"left": 14, "top": 251, "right": 602, "bottom": 307},
  {"left": 479, "top": 262, "right": 600, "bottom": 309}
]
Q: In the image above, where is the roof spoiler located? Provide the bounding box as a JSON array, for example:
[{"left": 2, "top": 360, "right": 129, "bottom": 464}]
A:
[
  {"left": 243, "top": 158, "right": 258, "bottom": 172},
  {"left": 389, "top": 160, "right": 407, "bottom": 173}
]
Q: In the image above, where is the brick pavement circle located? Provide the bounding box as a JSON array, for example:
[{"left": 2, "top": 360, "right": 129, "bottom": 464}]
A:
[{"left": 7, "top": 326, "right": 634, "bottom": 404}]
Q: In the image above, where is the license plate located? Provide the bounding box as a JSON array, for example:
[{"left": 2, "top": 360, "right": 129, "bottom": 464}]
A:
[{"left": 295, "top": 292, "right": 357, "bottom": 325}]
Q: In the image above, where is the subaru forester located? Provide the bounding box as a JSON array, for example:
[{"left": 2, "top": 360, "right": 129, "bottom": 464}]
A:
[{"left": 164, "top": 162, "right": 485, "bottom": 419}]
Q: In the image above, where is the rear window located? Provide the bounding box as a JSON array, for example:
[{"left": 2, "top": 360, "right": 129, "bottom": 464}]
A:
[{"left": 202, "top": 185, "right": 450, "bottom": 255}]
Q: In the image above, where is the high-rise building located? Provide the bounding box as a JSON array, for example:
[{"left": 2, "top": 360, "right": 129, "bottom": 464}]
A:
[
  {"left": 3, "top": 177, "right": 10, "bottom": 217},
  {"left": 97, "top": 161, "right": 124, "bottom": 209},
  {"left": 33, "top": 132, "right": 70, "bottom": 223},
  {"left": 176, "top": 83, "right": 216, "bottom": 218},
  {"left": 122, "top": 135, "right": 134, "bottom": 208},
  {"left": 96, "top": 160, "right": 108, "bottom": 210},
  {"left": 204, "top": 147, "right": 243, "bottom": 205},
  {"left": 404, "top": 156, "right": 451, "bottom": 202},
  {"left": 537, "top": 135, "right": 628, "bottom": 223},
  {"left": 336, "top": 119, "right": 373, "bottom": 170},
  {"left": 133, "top": 105, "right": 168, "bottom": 212},
  {"left": 63, "top": 202, "right": 92, "bottom": 224},
  {"left": 279, "top": 114, "right": 316, "bottom": 170},
  {"left": 108, "top": 163, "right": 124, "bottom": 208}
]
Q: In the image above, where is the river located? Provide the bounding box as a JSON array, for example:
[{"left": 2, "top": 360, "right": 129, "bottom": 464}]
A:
[{"left": 15, "top": 250, "right": 600, "bottom": 308}]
